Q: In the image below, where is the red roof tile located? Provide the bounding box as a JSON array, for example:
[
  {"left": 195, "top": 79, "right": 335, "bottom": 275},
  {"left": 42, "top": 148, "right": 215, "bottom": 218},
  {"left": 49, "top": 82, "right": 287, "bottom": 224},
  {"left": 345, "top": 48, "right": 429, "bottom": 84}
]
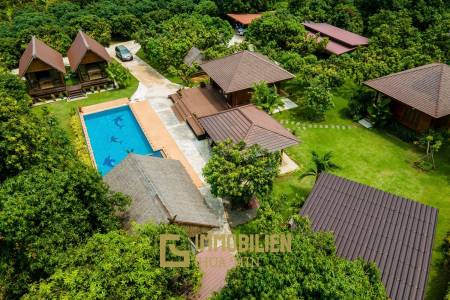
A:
[
  {"left": 196, "top": 248, "right": 236, "bottom": 300},
  {"left": 226, "top": 13, "right": 262, "bottom": 25},
  {"left": 18, "top": 36, "right": 66, "bottom": 77}
]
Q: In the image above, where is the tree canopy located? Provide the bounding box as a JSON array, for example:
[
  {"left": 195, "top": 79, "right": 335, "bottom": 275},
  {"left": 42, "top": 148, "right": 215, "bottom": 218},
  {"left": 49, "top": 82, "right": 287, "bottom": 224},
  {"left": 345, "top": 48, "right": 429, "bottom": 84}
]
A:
[
  {"left": 24, "top": 223, "right": 201, "bottom": 299},
  {"left": 215, "top": 211, "right": 387, "bottom": 299},
  {"left": 203, "top": 140, "right": 280, "bottom": 205}
]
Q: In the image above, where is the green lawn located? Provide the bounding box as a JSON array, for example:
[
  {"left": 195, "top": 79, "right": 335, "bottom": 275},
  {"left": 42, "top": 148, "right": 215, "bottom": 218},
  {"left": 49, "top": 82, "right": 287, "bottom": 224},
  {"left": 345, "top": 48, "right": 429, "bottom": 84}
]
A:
[
  {"left": 33, "top": 76, "right": 139, "bottom": 139},
  {"left": 271, "top": 94, "right": 450, "bottom": 299}
]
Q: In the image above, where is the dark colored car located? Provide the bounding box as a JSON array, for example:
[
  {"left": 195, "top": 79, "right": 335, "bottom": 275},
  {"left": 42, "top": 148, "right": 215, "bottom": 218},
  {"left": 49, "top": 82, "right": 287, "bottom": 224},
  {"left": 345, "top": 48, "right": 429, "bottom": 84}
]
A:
[{"left": 115, "top": 45, "right": 133, "bottom": 61}]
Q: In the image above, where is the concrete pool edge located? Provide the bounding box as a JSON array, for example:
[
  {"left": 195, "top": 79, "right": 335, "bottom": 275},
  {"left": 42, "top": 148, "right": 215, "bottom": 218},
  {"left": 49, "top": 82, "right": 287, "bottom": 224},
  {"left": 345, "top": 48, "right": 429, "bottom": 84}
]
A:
[{"left": 79, "top": 98, "right": 203, "bottom": 188}]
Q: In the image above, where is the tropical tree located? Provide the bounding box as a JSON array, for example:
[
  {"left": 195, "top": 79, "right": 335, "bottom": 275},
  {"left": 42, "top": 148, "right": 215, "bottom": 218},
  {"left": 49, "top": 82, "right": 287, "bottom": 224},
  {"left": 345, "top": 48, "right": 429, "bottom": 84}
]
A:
[
  {"left": 215, "top": 215, "right": 387, "bottom": 299},
  {"left": 203, "top": 140, "right": 281, "bottom": 206},
  {"left": 106, "top": 62, "right": 132, "bottom": 88},
  {"left": 300, "top": 151, "right": 340, "bottom": 182},
  {"left": 168, "top": 63, "right": 199, "bottom": 87},
  {"left": 0, "top": 163, "right": 130, "bottom": 297},
  {"left": 251, "top": 81, "right": 284, "bottom": 114},
  {"left": 367, "top": 97, "right": 391, "bottom": 127},
  {"left": 303, "top": 84, "right": 334, "bottom": 121},
  {"left": 24, "top": 223, "right": 201, "bottom": 299}
]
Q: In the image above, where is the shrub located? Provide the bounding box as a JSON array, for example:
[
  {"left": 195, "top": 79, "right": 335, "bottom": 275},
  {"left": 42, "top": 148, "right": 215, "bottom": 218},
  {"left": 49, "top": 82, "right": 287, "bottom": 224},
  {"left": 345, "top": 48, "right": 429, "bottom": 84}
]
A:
[
  {"left": 303, "top": 84, "right": 334, "bottom": 121},
  {"left": 251, "top": 81, "right": 284, "bottom": 114},
  {"left": 106, "top": 62, "right": 132, "bottom": 88},
  {"left": 368, "top": 97, "right": 392, "bottom": 127},
  {"left": 70, "top": 112, "right": 92, "bottom": 167}
]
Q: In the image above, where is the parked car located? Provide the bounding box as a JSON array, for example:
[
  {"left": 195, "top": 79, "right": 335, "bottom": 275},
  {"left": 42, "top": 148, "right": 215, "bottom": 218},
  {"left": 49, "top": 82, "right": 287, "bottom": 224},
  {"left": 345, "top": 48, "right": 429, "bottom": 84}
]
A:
[
  {"left": 115, "top": 45, "right": 133, "bottom": 61},
  {"left": 237, "top": 27, "right": 245, "bottom": 36}
]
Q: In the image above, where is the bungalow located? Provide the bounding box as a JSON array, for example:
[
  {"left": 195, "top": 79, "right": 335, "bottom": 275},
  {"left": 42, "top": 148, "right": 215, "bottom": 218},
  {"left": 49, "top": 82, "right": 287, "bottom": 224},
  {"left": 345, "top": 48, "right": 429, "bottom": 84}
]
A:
[
  {"left": 364, "top": 63, "right": 450, "bottom": 131},
  {"left": 67, "top": 31, "right": 111, "bottom": 91},
  {"left": 170, "top": 50, "right": 294, "bottom": 137},
  {"left": 226, "top": 13, "right": 262, "bottom": 28},
  {"left": 303, "top": 22, "right": 369, "bottom": 55},
  {"left": 300, "top": 173, "right": 438, "bottom": 300},
  {"left": 18, "top": 36, "right": 66, "bottom": 100},
  {"left": 104, "top": 154, "right": 219, "bottom": 236}
]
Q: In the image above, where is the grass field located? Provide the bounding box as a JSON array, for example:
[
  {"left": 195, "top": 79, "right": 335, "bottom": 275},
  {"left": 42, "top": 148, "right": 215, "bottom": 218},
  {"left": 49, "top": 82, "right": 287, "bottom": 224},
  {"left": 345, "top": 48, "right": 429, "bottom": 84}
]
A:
[{"left": 270, "top": 91, "right": 450, "bottom": 299}]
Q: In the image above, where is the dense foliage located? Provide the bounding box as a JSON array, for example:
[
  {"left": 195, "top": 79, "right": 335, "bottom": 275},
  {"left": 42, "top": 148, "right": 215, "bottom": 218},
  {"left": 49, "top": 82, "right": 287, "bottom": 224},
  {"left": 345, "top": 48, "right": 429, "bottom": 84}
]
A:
[
  {"left": 251, "top": 81, "right": 283, "bottom": 114},
  {"left": 24, "top": 223, "right": 201, "bottom": 299},
  {"left": 215, "top": 211, "right": 386, "bottom": 299},
  {"left": 0, "top": 164, "right": 130, "bottom": 298},
  {"left": 203, "top": 140, "right": 280, "bottom": 205},
  {"left": 138, "top": 13, "right": 233, "bottom": 72}
]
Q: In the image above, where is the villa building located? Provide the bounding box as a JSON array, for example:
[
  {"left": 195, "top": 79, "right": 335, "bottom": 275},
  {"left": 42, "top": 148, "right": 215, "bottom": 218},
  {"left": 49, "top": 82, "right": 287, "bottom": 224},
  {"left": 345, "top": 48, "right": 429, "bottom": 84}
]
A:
[
  {"left": 104, "top": 154, "right": 219, "bottom": 236},
  {"left": 300, "top": 173, "right": 437, "bottom": 300},
  {"left": 303, "top": 22, "right": 369, "bottom": 55},
  {"left": 170, "top": 50, "right": 294, "bottom": 138},
  {"left": 226, "top": 13, "right": 263, "bottom": 27},
  {"left": 18, "top": 36, "right": 67, "bottom": 100},
  {"left": 67, "top": 31, "right": 111, "bottom": 91},
  {"left": 364, "top": 63, "right": 450, "bottom": 131}
]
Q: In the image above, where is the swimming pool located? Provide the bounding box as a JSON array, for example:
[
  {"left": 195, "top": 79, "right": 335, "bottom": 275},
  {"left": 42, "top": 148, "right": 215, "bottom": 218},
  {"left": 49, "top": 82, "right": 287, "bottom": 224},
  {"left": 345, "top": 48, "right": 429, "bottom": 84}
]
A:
[{"left": 83, "top": 105, "right": 162, "bottom": 175}]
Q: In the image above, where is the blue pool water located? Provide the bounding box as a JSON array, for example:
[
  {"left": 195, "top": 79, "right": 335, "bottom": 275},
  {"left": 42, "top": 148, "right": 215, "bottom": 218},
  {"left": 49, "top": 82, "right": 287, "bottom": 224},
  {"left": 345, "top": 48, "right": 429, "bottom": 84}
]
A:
[{"left": 84, "top": 105, "right": 162, "bottom": 175}]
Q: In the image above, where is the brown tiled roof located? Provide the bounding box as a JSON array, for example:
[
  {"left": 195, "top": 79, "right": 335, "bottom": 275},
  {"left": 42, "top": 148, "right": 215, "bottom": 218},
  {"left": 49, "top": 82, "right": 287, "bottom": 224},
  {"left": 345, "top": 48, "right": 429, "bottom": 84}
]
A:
[
  {"left": 226, "top": 13, "right": 262, "bottom": 25},
  {"left": 200, "top": 51, "right": 294, "bottom": 93},
  {"left": 67, "top": 31, "right": 111, "bottom": 72},
  {"left": 303, "top": 22, "right": 369, "bottom": 47},
  {"left": 364, "top": 63, "right": 450, "bottom": 118},
  {"left": 199, "top": 104, "right": 299, "bottom": 152},
  {"left": 196, "top": 248, "right": 236, "bottom": 300},
  {"left": 300, "top": 173, "right": 438, "bottom": 300},
  {"left": 18, "top": 36, "right": 66, "bottom": 77},
  {"left": 306, "top": 32, "right": 355, "bottom": 55}
]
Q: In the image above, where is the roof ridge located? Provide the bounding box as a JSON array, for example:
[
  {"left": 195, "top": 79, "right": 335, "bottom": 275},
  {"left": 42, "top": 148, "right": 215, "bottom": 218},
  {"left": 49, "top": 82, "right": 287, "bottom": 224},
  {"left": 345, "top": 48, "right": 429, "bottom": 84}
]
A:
[
  {"left": 240, "top": 105, "right": 298, "bottom": 141},
  {"left": 246, "top": 50, "right": 295, "bottom": 76},
  {"left": 225, "top": 51, "right": 246, "bottom": 93},
  {"left": 435, "top": 64, "right": 447, "bottom": 116},
  {"left": 364, "top": 63, "right": 443, "bottom": 83},
  {"left": 79, "top": 31, "right": 90, "bottom": 50},
  {"left": 129, "top": 155, "right": 172, "bottom": 220},
  {"left": 31, "top": 36, "right": 36, "bottom": 58}
]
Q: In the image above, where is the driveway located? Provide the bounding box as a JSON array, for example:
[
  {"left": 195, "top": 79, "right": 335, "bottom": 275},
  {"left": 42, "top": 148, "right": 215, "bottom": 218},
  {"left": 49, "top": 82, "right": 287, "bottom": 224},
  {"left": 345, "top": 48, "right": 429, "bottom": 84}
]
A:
[{"left": 107, "top": 41, "right": 211, "bottom": 181}]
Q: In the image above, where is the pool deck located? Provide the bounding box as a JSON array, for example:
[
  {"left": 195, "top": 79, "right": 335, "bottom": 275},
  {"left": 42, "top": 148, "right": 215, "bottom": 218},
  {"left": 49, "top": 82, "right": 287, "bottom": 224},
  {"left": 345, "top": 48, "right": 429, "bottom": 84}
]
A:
[
  {"left": 79, "top": 98, "right": 203, "bottom": 188},
  {"left": 80, "top": 98, "right": 130, "bottom": 114},
  {"left": 129, "top": 100, "right": 203, "bottom": 188}
]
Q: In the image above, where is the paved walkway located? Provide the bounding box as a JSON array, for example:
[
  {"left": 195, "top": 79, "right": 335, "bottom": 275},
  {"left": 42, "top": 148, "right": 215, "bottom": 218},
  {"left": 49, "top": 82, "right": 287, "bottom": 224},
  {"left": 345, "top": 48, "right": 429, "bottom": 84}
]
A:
[
  {"left": 107, "top": 41, "right": 211, "bottom": 183},
  {"left": 108, "top": 41, "right": 227, "bottom": 229}
]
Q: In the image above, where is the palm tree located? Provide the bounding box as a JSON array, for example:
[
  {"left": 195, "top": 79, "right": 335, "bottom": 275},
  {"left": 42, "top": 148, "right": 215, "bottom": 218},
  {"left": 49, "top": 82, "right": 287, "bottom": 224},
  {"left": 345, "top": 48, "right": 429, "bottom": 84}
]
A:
[{"left": 300, "top": 151, "right": 340, "bottom": 182}]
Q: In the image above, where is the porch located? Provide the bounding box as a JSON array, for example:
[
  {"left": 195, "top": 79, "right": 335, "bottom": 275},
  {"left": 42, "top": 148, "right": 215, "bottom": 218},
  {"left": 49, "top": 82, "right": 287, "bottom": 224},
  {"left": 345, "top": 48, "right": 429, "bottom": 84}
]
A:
[{"left": 169, "top": 85, "right": 230, "bottom": 137}]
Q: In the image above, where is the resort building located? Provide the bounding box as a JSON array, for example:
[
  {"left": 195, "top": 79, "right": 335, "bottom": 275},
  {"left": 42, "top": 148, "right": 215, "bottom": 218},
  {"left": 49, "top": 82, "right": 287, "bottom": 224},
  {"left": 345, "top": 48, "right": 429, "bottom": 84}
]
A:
[
  {"left": 226, "top": 13, "right": 263, "bottom": 27},
  {"left": 170, "top": 50, "right": 294, "bottom": 137},
  {"left": 67, "top": 31, "right": 111, "bottom": 92},
  {"left": 18, "top": 36, "right": 67, "bottom": 100},
  {"left": 364, "top": 63, "right": 450, "bottom": 131},
  {"left": 104, "top": 154, "right": 219, "bottom": 236},
  {"left": 199, "top": 104, "right": 298, "bottom": 152},
  {"left": 303, "top": 22, "right": 369, "bottom": 55},
  {"left": 300, "top": 173, "right": 438, "bottom": 300}
]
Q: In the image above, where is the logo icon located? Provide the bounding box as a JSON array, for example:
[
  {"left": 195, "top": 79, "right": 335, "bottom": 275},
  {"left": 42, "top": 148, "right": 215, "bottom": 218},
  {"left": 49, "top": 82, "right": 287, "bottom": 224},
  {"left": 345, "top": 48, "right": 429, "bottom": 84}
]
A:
[{"left": 160, "top": 234, "right": 190, "bottom": 268}]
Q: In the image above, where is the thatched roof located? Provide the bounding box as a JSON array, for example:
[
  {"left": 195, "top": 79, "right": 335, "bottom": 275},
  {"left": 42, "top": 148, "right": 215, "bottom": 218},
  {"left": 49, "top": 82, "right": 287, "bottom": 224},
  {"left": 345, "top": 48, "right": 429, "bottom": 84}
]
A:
[{"left": 104, "top": 154, "right": 219, "bottom": 228}]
